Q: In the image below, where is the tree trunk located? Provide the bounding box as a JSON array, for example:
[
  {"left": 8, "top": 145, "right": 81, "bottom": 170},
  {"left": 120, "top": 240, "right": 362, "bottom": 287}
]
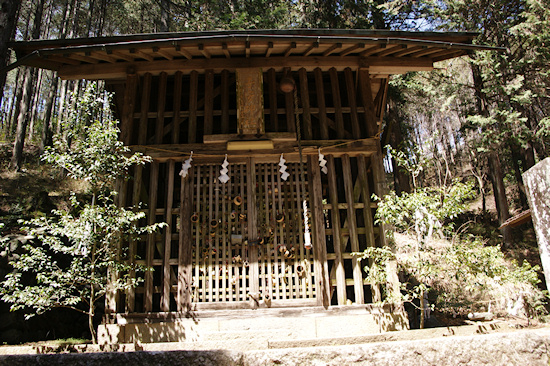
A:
[
  {"left": 0, "top": 0, "right": 22, "bottom": 100},
  {"left": 40, "top": 75, "right": 58, "bottom": 154},
  {"left": 487, "top": 151, "right": 512, "bottom": 247},
  {"left": 10, "top": 66, "right": 34, "bottom": 170}
]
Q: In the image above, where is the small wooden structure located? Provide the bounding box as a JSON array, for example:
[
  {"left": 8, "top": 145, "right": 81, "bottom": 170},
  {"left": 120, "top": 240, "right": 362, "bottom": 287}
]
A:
[{"left": 11, "top": 30, "right": 491, "bottom": 342}]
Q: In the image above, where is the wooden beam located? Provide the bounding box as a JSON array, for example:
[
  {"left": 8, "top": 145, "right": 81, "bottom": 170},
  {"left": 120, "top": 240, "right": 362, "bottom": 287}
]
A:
[
  {"left": 307, "top": 155, "right": 330, "bottom": 307},
  {"left": 266, "top": 42, "right": 274, "bottom": 57},
  {"left": 162, "top": 160, "right": 175, "bottom": 312},
  {"left": 138, "top": 73, "right": 152, "bottom": 145},
  {"left": 357, "top": 154, "right": 380, "bottom": 302},
  {"left": 87, "top": 51, "right": 117, "bottom": 63},
  {"left": 110, "top": 50, "right": 136, "bottom": 62},
  {"left": 188, "top": 70, "right": 198, "bottom": 143},
  {"left": 268, "top": 68, "right": 278, "bottom": 131},
  {"left": 221, "top": 69, "right": 230, "bottom": 133},
  {"left": 314, "top": 68, "right": 329, "bottom": 139},
  {"left": 360, "top": 44, "right": 385, "bottom": 57},
  {"left": 198, "top": 43, "right": 211, "bottom": 59},
  {"left": 177, "top": 165, "right": 193, "bottom": 312},
  {"left": 322, "top": 43, "right": 342, "bottom": 57},
  {"left": 359, "top": 69, "right": 378, "bottom": 137},
  {"left": 68, "top": 53, "right": 99, "bottom": 64},
  {"left": 298, "top": 68, "right": 312, "bottom": 140},
  {"left": 222, "top": 43, "right": 231, "bottom": 58},
  {"left": 340, "top": 43, "right": 365, "bottom": 57},
  {"left": 145, "top": 161, "right": 159, "bottom": 311},
  {"left": 174, "top": 45, "right": 192, "bottom": 59},
  {"left": 247, "top": 158, "right": 259, "bottom": 308},
  {"left": 329, "top": 68, "right": 345, "bottom": 139},
  {"left": 121, "top": 73, "right": 138, "bottom": 145},
  {"left": 284, "top": 42, "right": 297, "bottom": 57},
  {"left": 327, "top": 155, "right": 346, "bottom": 305},
  {"left": 303, "top": 41, "right": 319, "bottom": 57},
  {"left": 172, "top": 71, "right": 183, "bottom": 144},
  {"left": 341, "top": 155, "right": 364, "bottom": 304},
  {"left": 153, "top": 47, "right": 174, "bottom": 61},
  {"left": 344, "top": 67, "right": 361, "bottom": 139},
  {"left": 236, "top": 68, "right": 264, "bottom": 135},
  {"left": 245, "top": 40, "right": 251, "bottom": 58},
  {"left": 129, "top": 49, "right": 154, "bottom": 61},
  {"left": 204, "top": 69, "right": 214, "bottom": 135},
  {"left": 155, "top": 72, "right": 168, "bottom": 144},
  {"left": 58, "top": 56, "right": 433, "bottom": 80}
]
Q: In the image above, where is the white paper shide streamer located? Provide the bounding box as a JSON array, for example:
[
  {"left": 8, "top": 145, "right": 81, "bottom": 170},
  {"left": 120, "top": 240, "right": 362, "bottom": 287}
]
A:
[
  {"left": 318, "top": 149, "right": 328, "bottom": 174},
  {"left": 279, "top": 153, "right": 290, "bottom": 181},
  {"left": 179, "top": 151, "right": 193, "bottom": 178},
  {"left": 218, "top": 154, "right": 230, "bottom": 184}
]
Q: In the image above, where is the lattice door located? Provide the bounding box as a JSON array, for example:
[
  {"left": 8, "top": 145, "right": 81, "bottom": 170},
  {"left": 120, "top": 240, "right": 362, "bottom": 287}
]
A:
[{"left": 189, "top": 160, "right": 316, "bottom": 305}]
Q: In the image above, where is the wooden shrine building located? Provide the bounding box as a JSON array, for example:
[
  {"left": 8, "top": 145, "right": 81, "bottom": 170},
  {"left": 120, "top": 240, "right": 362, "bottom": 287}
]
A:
[{"left": 10, "top": 30, "right": 492, "bottom": 344}]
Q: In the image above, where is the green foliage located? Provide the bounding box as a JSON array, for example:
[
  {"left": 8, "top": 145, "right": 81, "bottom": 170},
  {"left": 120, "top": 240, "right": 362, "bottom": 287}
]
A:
[{"left": 0, "top": 84, "right": 162, "bottom": 343}]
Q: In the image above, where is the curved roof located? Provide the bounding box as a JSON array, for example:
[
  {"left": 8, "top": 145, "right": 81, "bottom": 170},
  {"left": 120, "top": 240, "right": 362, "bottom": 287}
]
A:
[{"left": 7, "top": 29, "right": 501, "bottom": 80}]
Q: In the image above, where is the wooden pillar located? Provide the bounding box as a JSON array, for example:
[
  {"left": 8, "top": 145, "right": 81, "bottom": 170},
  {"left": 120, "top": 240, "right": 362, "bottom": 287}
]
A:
[
  {"left": 299, "top": 68, "right": 312, "bottom": 140},
  {"left": 121, "top": 73, "right": 138, "bottom": 145},
  {"left": 342, "top": 154, "right": 364, "bottom": 304},
  {"left": 359, "top": 68, "right": 378, "bottom": 138},
  {"left": 178, "top": 166, "right": 193, "bottom": 312},
  {"left": 172, "top": 71, "right": 183, "bottom": 144},
  {"left": 247, "top": 158, "right": 260, "bottom": 307},
  {"left": 145, "top": 161, "right": 159, "bottom": 312},
  {"left": 138, "top": 73, "right": 152, "bottom": 145},
  {"left": 155, "top": 72, "right": 168, "bottom": 144},
  {"left": 308, "top": 155, "right": 330, "bottom": 307},
  {"left": 327, "top": 155, "right": 346, "bottom": 305},
  {"left": 523, "top": 157, "right": 550, "bottom": 290},
  {"left": 357, "top": 154, "right": 380, "bottom": 302},
  {"left": 162, "top": 160, "right": 175, "bottom": 312},
  {"left": 236, "top": 68, "right": 264, "bottom": 135},
  {"left": 204, "top": 69, "right": 214, "bottom": 135},
  {"left": 371, "top": 147, "right": 401, "bottom": 302}
]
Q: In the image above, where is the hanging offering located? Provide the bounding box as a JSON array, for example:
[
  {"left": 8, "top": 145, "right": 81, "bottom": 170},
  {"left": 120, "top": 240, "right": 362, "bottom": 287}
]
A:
[
  {"left": 303, "top": 200, "right": 312, "bottom": 250},
  {"left": 179, "top": 151, "right": 193, "bottom": 178},
  {"left": 279, "top": 153, "right": 290, "bottom": 181},
  {"left": 318, "top": 149, "right": 328, "bottom": 174},
  {"left": 218, "top": 154, "right": 230, "bottom": 183}
]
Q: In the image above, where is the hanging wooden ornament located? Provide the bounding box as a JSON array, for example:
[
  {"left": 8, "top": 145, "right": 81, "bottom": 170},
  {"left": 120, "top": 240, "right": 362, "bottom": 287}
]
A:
[
  {"left": 218, "top": 154, "right": 230, "bottom": 183},
  {"left": 179, "top": 151, "right": 193, "bottom": 178}
]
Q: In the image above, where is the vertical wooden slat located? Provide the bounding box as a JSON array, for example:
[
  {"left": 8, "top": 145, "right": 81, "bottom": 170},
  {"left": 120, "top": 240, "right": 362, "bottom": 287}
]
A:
[
  {"left": 359, "top": 69, "right": 378, "bottom": 137},
  {"left": 307, "top": 155, "right": 330, "bottom": 307},
  {"left": 314, "top": 68, "right": 329, "bottom": 139},
  {"left": 162, "top": 160, "right": 175, "bottom": 311},
  {"left": 294, "top": 164, "right": 307, "bottom": 299},
  {"left": 188, "top": 70, "right": 198, "bottom": 143},
  {"left": 155, "top": 72, "right": 168, "bottom": 144},
  {"left": 208, "top": 165, "right": 214, "bottom": 302},
  {"left": 357, "top": 154, "right": 380, "bottom": 302},
  {"left": 194, "top": 166, "right": 202, "bottom": 302},
  {"left": 121, "top": 73, "right": 138, "bottom": 145},
  {"left": 145, "top": 161, "right": 159, "bottom": 311},
  {"left": 327, "top": 155, "right": 346, "bottom": 305},
  {"left": 177, "top": 165, "right": 193, "bottom": 311},
  {"left": 221, "top": 69, "right": 230, "bottom": 134},
  {"left": 344, "top": 68, "right": 361, "bottom": 139},
  {"left": 329, "top": 68, "right": 345, "bottom": 139},
  {"left": 284, "top": 78, "right": 295, "bottom": 133},
  {"left": 247, "top": 158, "right": 259, "bottom": 307},
  {"left": 272, "top": 163, "right": 281, "bottom": 300},
  {"left": 214, "top": 166, "right": 220, "bottom": 301},
  {"left": 239, "top": 164, "right": 246, "bottom": 300},
  {"left": 172, "top": 71, "right": 183, "bottom": 144},
  {"left": 138, "top": 73, "right": 152, "bottom": 145},
  {"left": 204, "top": 69, "right": 214, "bottom": 135},
  {"left": 127, "top": 164, "right": 143, "bottom": 312},
  {"left": 268, "top": 68, "right": 279, "bottom": 131},
  {"left": 341, "top": 155, "right": 364, "bottom": 304},
  {"left": 298, "top": 68, "right": 312, "bottom": 140}
]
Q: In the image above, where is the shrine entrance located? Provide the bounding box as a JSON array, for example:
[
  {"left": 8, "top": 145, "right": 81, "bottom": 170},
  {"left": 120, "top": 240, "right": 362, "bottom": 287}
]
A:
[{"left": 188, "top": 159, "right": 317, "bottom": 308}]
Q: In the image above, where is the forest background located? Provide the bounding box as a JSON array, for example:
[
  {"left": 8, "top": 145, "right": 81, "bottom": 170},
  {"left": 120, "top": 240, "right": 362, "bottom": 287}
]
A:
[{"left": 0, "top": 0, "right": 549, "bottom": 342}]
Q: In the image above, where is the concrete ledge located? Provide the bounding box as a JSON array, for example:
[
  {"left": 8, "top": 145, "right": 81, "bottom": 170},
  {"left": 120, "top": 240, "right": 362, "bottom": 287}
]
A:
[
  {"left": 1, "top": 328, "right": 549, "bottom": 365},
  {"left": 98, "top": 305, "right": 409, "bottom": 345}
]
